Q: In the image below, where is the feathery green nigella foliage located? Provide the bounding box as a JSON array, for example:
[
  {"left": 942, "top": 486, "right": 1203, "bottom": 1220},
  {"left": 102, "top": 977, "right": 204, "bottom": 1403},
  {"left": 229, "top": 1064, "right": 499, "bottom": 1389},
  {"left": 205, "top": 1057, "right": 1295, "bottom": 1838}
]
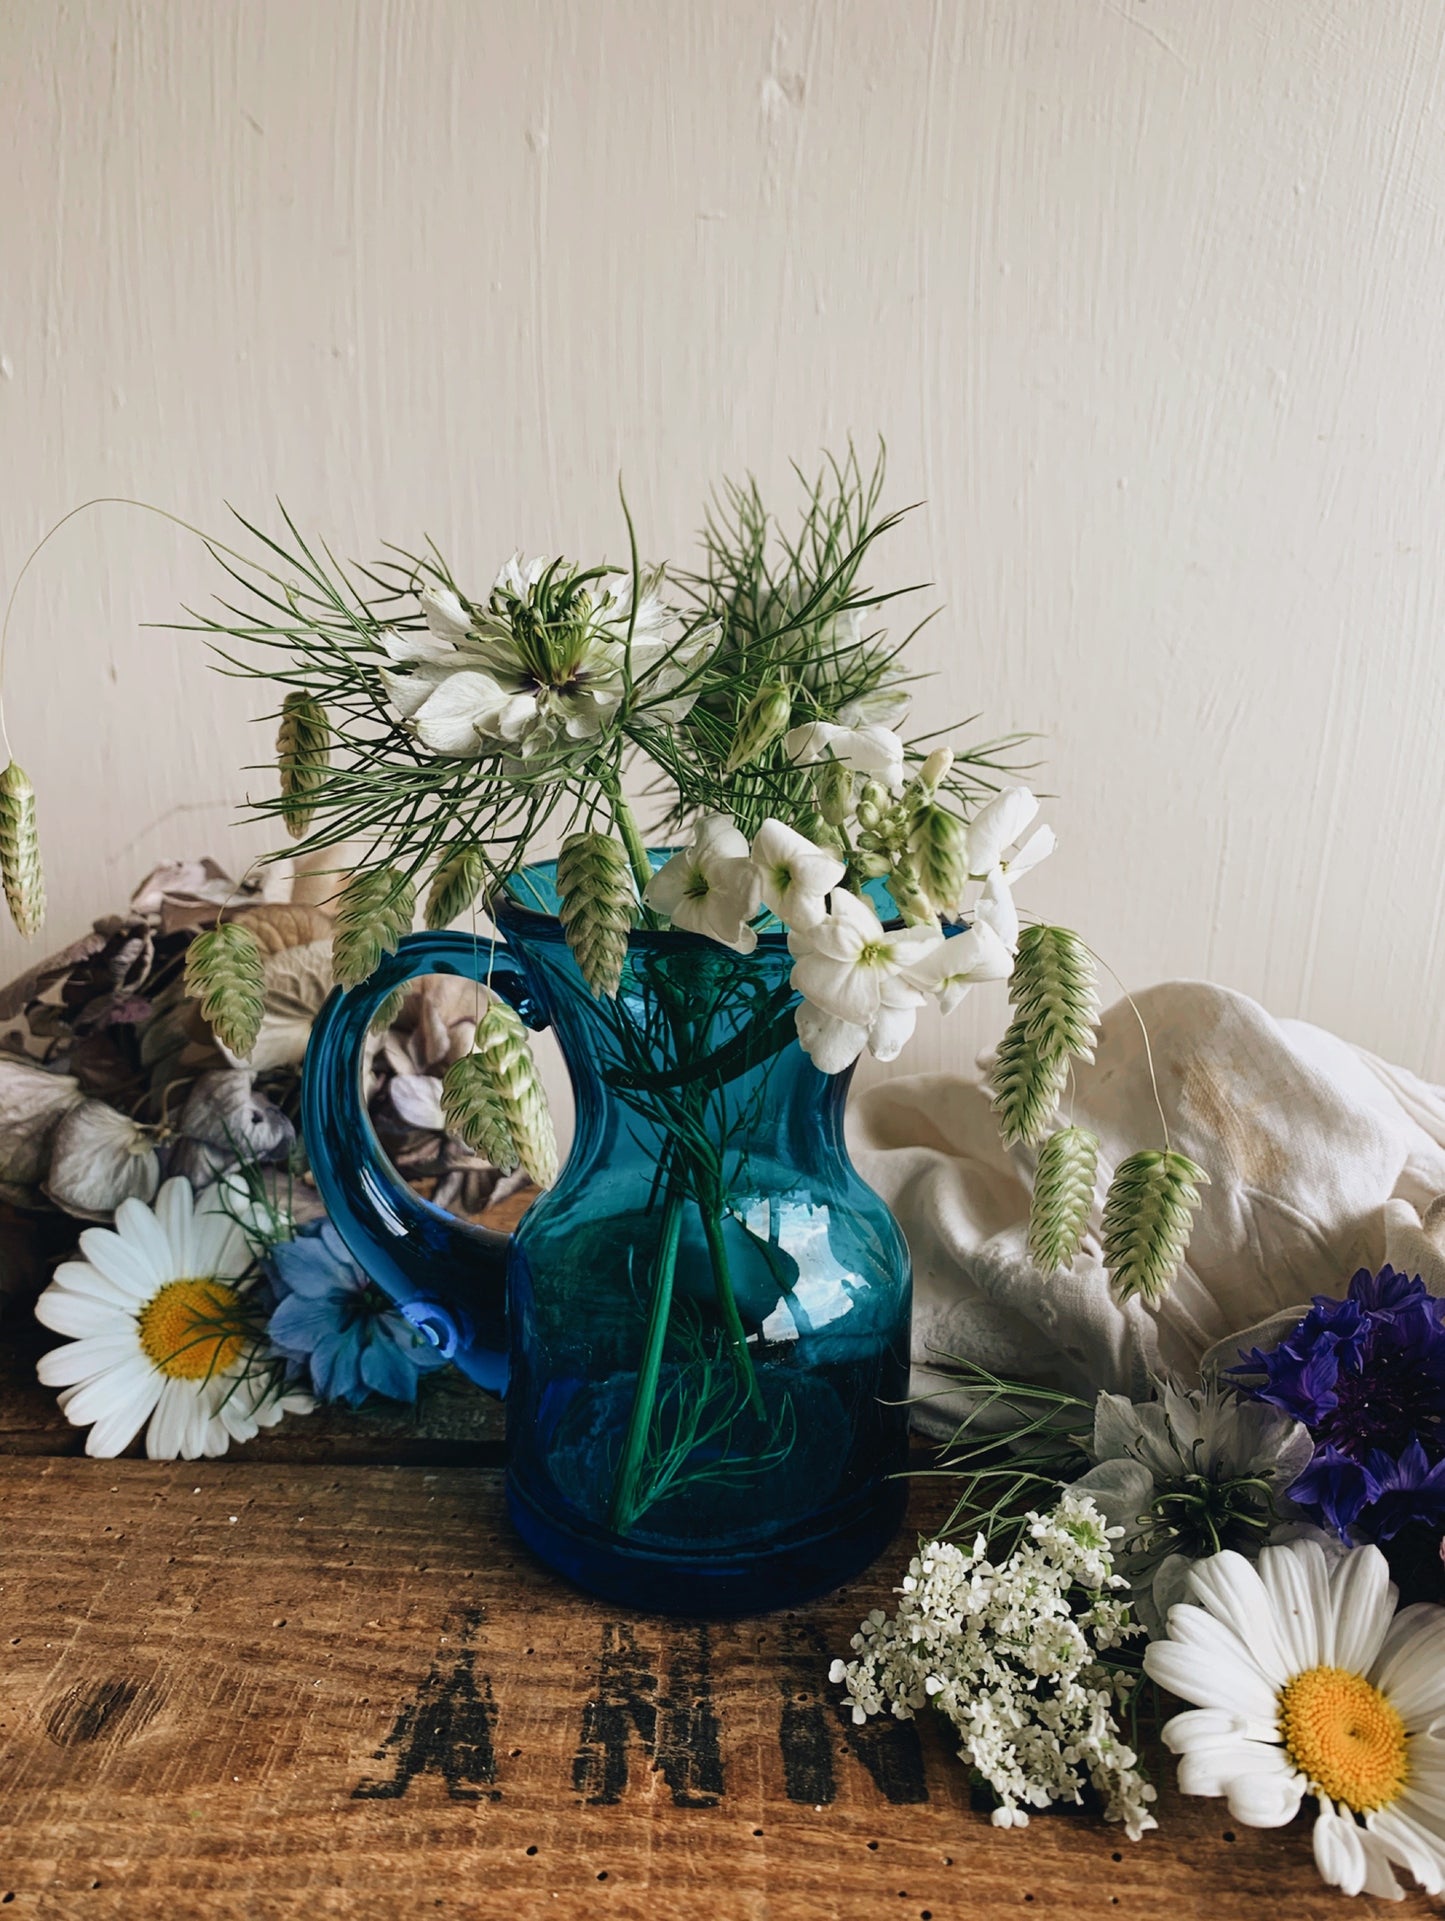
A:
[
  {"left": 1028, "top": 1126, "right": 1100, "bottom": 1273},
  {"left": 331, "top": 867, "right": 415, "bottom": 989},
  {"left": 184, "top": 921, "right": 266, "bottom": 1058},
  {"left": 0, "top": 760, "right": 44, "bottom": 938},
  {"left": 991, "top": 1016, "right": 1073, "bottom": 1148},
  {"left": 275, "top": 692, "right": 330, "bottom": 840},
  {"left": 555, "top": 832, "right": 636, "bottom": 998},
  {"left": 441, "top": 997, "right": 558, "bottom": 1186},
  {"left": 1102, "top": 1149, "right": 1209, "bottom": 1307},
  {"left": 1009, "top": 925, "right": 1101, "bottom": 1064},
  {"left": 424, "top": 843, "right": 487, "bottom": 931}
]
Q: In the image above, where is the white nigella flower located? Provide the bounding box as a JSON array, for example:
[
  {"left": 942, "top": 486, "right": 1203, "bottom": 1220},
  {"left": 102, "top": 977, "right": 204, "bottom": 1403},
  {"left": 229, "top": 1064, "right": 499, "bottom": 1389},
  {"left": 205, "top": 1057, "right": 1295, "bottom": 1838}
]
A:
[
  {"left": 419, "top": 583, "right": 473, "bottom": 640},
  {"left": 831, "top": 1493, "right": 1156, "bottom": 1839},
  {"left": 643, "top": 816, "right": 763, "bottom": 953},
  {"left": 381, "top": 556, "right": 710, "bottom": 761},
  {"left": 1145, "top": 1537, "right": 1445, "bottom": 1901},
  {"left": 750, "top": 818, "right": 845, "bottom": 931},
  {"left": 788, "top": 890, "right": 944, "bottom": 1073},
  {"left": 1071, "top": 1384, "right": 1315, "bottom": 1638},
  {"left": 783, "top": 719, "right": 906, "bottom": 794},
  {"left": 33, "top": 1177, "right": 310, "bottom": 1459}
]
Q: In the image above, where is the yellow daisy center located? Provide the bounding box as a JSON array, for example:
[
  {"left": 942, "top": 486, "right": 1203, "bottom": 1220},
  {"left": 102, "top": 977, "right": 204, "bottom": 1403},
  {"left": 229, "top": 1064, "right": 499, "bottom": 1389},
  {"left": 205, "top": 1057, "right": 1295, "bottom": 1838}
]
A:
[
  {"left": 1277, "top": 1665, "right": 1408, "bottom": 1813},
  {"left": 137, "top": 1278, "right": 248, "bottom": 1381}
]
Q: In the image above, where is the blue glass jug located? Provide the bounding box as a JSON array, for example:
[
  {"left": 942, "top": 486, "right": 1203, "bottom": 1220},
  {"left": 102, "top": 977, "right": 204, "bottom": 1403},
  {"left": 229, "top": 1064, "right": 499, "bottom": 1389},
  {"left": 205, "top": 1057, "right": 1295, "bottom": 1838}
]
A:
[{"left": 302, "top": 858, "right": 912, "bottom": 1615}]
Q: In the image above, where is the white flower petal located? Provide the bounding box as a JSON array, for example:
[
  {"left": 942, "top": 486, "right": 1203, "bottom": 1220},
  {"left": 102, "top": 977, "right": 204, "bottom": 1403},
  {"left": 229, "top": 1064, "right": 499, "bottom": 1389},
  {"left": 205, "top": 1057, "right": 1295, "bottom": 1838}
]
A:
[
  {"left": 1328, "top": 1543, "right": 1397, "bottom": 1677},
  {"left": 1177, "top": 1740, "right": 1293, "bottom": 1798},
  {"left": 113, "top": 1195, "right": 182, "bottom": 1286},
  {"left": 34, "top": 1287, "right": 133, "bottom": 1341},
  {"left": 1256, "top": 1537, "right": 1332, "bottom": 1673},
  {"left": 1187, "top": 1552, "right": 1292, "bottom": 1686},
  {"left": 795, "top": 1004, "right": 868, "bottom": 1075},
  {"left": 36, "top": 1333, "right": 142, "bottom": 1388},
  {"left": 73, "top": 1227, "right": 158, "bottom": 1301},
  {"left": 420, "top": 583, "right": 471, "bottom": 638},
  {"left": 1144, "top": 1629, "right": 1279, "bottom": 1721},
  {"left": 1225, "top": 1768, "right": 1306, "bottom": 1828},
  {"left": 1372, "top": 1604, "right": 1445, "bottom": 1728},
  {"left": 72, "top": 1363, "right": 164, "bottom": 1458},
  {"left": 1007, "top": 823, "right": 1056, "bottom": 880},
  {"left": 967, "top": 787, "right": 1040, "bottom": 875},
  {"left": 1369, "top": 1806, "right": 1445, "bottom": 1896},
  {"left": 867, "top": 1002, "right": 917, "bottom": 1063}
]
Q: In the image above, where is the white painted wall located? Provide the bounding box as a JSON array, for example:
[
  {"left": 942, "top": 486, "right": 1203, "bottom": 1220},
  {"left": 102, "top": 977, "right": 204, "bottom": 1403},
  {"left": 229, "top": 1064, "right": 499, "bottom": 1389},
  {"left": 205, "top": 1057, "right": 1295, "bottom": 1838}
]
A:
[{"left": 4, "top": 0, "right": 1445, "bottom": 1097}]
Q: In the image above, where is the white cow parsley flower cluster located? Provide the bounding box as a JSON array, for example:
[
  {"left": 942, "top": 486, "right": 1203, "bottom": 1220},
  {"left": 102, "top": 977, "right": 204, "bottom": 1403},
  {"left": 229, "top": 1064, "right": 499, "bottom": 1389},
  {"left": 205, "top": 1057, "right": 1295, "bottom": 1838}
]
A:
[{"left": 829, "top": 1493, "right": 1159, "bottom": 1840}]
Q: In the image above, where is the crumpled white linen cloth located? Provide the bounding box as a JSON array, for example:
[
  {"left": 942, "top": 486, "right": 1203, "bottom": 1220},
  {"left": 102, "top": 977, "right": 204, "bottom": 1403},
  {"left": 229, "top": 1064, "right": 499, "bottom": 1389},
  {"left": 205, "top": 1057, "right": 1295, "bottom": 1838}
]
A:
[{"left": 846, "top": 981, "right": 1445, "bottom": 1434}]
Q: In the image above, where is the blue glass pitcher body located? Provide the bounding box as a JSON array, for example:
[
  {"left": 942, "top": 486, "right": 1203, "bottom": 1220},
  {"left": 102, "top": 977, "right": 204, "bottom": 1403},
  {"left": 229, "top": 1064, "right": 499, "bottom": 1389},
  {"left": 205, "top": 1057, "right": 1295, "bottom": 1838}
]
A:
[{"left": 303, "top": 860, "right": 912, "bottom": 1615}]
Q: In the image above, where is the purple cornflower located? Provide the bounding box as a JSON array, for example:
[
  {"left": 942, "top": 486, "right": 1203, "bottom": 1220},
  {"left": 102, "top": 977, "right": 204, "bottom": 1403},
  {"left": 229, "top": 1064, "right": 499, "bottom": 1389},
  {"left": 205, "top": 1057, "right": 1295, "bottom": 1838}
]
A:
[{"left": 1232, "top": 1264, "right": 1445, "bottom": 1547}]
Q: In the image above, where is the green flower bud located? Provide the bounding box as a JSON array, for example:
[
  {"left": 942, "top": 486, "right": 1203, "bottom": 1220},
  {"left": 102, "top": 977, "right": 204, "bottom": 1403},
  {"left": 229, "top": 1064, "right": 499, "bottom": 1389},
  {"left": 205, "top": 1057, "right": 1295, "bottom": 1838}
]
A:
[{"left": 724, "top": 682, "right": 792, "bottom": 774}]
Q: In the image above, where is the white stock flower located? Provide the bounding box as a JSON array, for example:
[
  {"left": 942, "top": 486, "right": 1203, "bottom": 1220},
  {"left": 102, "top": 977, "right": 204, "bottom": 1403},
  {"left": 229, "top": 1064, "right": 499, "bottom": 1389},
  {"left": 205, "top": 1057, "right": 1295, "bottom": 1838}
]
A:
[
  {"left": 643, "top": 816, "right": 762, "bottom": 952},
  {"left": 750, "top": 818, "right": 845, "bottom": 931},
  {"left": 899, "top": 918, "right": 1015, "bottom": 1015},
  {"left": 1145, "top": 1537, "right": 1445, "bottom": 1901},
  {"left": 966, "top": 786, "right": 1057, "bottom": 881},
  {"left": 1071, "top": 1384, "right": 1315, "bottom": 1637},
  {"left": 783, "top": 719, "right": 906, "bottom": 794},
  {"left": 788, "top": 890, "right": 943, "bottom": 1073},
  {"left": 33, "top": 1177, "right": 310, "bottom": 1460},
  {"left": 830, "top": 1493, "right": 1156, "bottom": 1839}
]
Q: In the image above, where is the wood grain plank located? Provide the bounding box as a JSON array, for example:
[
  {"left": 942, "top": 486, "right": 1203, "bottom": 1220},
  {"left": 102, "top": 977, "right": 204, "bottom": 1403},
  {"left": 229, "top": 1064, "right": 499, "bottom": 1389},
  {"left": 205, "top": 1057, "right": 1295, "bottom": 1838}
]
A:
[{"left": 0, "top": 1461, "right": 1425, "bottom": 1921}]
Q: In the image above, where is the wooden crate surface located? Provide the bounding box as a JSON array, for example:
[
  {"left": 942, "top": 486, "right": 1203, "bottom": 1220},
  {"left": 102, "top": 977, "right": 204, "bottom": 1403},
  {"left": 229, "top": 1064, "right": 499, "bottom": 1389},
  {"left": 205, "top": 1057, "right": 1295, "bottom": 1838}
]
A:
[{"left": 1, "top": 1456, "right": 1433, "bottom": 1921}]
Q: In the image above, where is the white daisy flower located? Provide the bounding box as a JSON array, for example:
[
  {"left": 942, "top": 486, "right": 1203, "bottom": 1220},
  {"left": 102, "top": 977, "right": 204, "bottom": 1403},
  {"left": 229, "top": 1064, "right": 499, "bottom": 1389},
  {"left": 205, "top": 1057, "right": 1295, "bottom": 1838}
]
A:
[
  {"left": 34, "top": 1177, "right": 310, "bottom": 1460},
  {"left": 1144, "top": 1536, "right": 1445, "bottom": 1900},
  {"left": 783, "top": 718, "right": 907, "bottom": 794}
]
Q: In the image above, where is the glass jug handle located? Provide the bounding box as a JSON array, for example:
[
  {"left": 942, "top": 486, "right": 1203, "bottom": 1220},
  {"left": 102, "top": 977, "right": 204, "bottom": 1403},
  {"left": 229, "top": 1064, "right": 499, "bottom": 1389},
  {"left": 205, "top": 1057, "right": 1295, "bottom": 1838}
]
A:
[{"left": 301, "top": 930, "right": 549, "bottom": 1393}]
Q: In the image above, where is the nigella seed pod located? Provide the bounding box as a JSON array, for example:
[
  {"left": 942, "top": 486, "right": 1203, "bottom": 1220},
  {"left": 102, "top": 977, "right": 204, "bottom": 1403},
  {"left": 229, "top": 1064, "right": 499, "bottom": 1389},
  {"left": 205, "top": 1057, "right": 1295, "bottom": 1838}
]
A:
[
  {"left": 724, "top": 682, "right": 792, "bottom": 774},
  {"left": 0, "top": 760, "right": 44, "bottom": 937}
]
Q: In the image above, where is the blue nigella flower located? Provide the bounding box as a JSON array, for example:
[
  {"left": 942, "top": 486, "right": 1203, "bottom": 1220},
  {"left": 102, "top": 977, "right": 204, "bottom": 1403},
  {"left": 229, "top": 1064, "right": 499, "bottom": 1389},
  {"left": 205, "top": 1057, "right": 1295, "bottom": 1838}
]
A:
[{"left": 266, "top": 1219, "right": 451, "bottom": 1406}]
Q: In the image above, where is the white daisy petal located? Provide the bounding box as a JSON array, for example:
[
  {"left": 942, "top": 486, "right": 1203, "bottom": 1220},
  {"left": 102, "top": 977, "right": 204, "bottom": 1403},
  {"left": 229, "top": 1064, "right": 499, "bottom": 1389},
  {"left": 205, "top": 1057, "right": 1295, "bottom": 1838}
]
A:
[
  {"left": 1226, "top": 1769, "right": 1307, "bottom": 1828},
  {"left": 1177, "top": 1741, "right": 1293, "bottom": 1799},
  {"left": 34, "top": 1288, "right": 133, "bottom": 1341},
  {"left": 77, "top": 1368, "right": 164, "bottom": 1458},
  {"left": 1256, "top": 1537, "right": 1331, "bottom": 1672},
  {"left": 113, "top": 1196, "right": 181, "bottom": 1285},
  {"left": 1187, "top": 1551, "right": 1292, "bottom": 1686},
  {"left": 154, "top": 1177, "right": 195, "bottom": 1275},
  {"left": 36, "top": 1333, "right": 142, "bottom": 1388},
  {"left": 70, "top": 1231, "right": 157, "bottom": 1301},
  {"left": 1372, "top": 1604, "right": 1445, "bottom": 1728},
  {"left": 1328, "top": 1543, "right": 1397, "bottom": 1677},
  {"left": 1144, "top": 1637, "right": 1278, "bottom": 1722},
  {"left": 1370, "top": 1808, "right": 1445, "bottom": 1895}
]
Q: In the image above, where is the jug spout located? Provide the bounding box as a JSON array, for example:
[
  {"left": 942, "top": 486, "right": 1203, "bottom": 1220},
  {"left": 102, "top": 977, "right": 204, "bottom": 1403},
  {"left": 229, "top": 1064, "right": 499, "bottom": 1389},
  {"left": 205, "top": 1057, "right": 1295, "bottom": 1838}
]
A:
[{"left": 301, "top": 932, "right": 546, "bottom": 1393}]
